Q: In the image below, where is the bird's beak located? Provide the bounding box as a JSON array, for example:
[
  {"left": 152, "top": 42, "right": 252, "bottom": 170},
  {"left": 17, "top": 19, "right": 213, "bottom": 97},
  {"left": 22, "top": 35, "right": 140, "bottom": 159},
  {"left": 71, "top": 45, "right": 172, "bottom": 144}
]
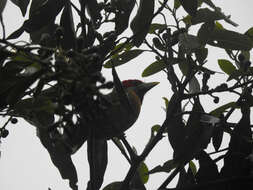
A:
[
  {"left": 138, "top": 81, "right": 159, "bottom": 95},
  {"left": 143, "top": 81, "right": 160, "bottom": 91}
]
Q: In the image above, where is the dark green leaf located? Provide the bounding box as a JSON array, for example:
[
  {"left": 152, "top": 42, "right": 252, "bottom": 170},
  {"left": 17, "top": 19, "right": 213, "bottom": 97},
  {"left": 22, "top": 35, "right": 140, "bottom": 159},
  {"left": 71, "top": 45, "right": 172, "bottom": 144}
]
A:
[
  {"left": 195, "top": 151, "right": 219, "bottom": 183},
  {"left": 7, "top": 70, "right": 44, "bottom": 106},
  {"left": 195, "top": 47, "right": 208, "bottom": 64},
  {"left": 179, "top": 33, "right": 201, "bottom": 54},
  {"left": 86, "top": 0, "right": 101, "bottom": 27},
  {"left": 60, "top": 2, "right": 75, "bottom": 50},
  {"left": 218, "top": 59, "right": 236, "bottom": 75},
  {"left": 153, "top": 37, "right": 165, "bottom": 51},
  {"left": 189, "top": 161, "right": 197, "bottom": 176},
  {"left": 245, "top": 27, "right": 253, "bottom": 42},
  {"left": 210, "top": 102, "right": 238, "bottom": 117},
  {"left": 0, "top": 0, "right": 7, "bottom": 15},
  {"left": 37, "top": 129, "right": 78, "bottom": 190},
  {"left": 191, "top": 8, "right": 225, "bottom": 25},
  {"left": 149, "top": 23, "right": 167, "bottom": 34},
  {"left": 142, "top": 60, "right": 166, "bottom": 77},
  {"left": 212, "top": 127, "right": 223, "bottom": 151},
  {"left": 10, "top": 0, "right": 30, "bottom": 16},
  {"left": 179, "top": 0, "right": 198, "bottom": 16},
  {"left": 209, "top": 29, "right": 253, "bottom": 50},
  {"left": 130, "top": 0, "right": 154, "bottom": 46},
  {"left": 29, "top": 0, "right": 47, "bottom": 15},
  {"left": 176, "top": 168, "right": 195, "bottom": 188},
  {"left": 104, "top": 50, "right": 144, "bottom": 68},
  {"left": 174, "top": 0, "right": 181, "bottom": 9},
  {"left": 138, "top": 162, "right": 149, "bottom": 184},
  {"left": 103, "top": 182, "right": 122, "bottom": 190},
  {"left": 24, "top": 0, "right": 67, "bottom": 32},
  {"left": 162, "top": 97, "right": 169, "bottom": 110},
  {"left": 30, "top": 23, "right": 58, "bottom": 46},
  {"left": 189, "top": 76, "right": 200, "bottom": 94},
  {"left": 198, "top": 22, "right": 253, "bottom": 50},
  {"left": 215, "top": 21, "right": 224, "bottom": 30},
  {"left": 87, "top": 138, "right": 108, "bottom": 190},
  {"left": 114, "top": 0, "right": 135, "bottom": 35}
]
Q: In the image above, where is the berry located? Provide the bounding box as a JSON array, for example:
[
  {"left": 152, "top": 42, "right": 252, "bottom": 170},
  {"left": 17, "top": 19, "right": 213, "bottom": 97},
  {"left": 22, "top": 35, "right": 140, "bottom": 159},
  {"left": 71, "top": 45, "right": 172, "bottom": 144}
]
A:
[
  {"left": 1, "top": 129, "right": 9, "bottom": 138},
  {"left": 104, "top": 81, "right": 114, "bottom": 89},
  {"left": 238, "top": 54, "right": 245, "bottom": 62},
  {"left": 11, "top": 118, "right": 18, "bottom": 124}
]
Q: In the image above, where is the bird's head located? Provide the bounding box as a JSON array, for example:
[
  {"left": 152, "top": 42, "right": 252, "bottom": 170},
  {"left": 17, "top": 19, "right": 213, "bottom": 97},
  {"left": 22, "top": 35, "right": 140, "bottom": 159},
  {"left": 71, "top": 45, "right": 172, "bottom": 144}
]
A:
[{"left": 122, "top": 79, "right": 159, "bottom": 102}]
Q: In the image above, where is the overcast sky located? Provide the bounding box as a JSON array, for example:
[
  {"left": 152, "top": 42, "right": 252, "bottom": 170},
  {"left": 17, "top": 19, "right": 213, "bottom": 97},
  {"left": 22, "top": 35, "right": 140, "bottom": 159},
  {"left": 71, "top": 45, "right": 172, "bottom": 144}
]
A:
[{"left": 0, "top": 0, "right": 253, "bottom": 190}]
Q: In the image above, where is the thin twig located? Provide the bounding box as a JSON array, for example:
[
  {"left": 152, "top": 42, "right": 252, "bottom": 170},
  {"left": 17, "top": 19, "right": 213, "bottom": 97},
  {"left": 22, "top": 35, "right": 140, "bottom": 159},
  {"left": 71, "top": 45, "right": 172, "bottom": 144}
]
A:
[
  {"left": 111, "top": 138, "right": 132, "bottom": 164},
  {"left": 183, "top": 80, "right": 253, "bottom": 99}
]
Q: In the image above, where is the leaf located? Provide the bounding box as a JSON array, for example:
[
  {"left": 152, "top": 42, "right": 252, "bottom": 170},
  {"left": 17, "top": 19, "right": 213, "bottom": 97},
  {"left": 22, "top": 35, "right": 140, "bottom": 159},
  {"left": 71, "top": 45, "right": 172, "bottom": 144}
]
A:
[
  {"left": 218, "top": 59, "right": 236, "bottom": 75},
  {"left": 151, "top": 124, "right": 161, "bottom": 136},
  {"left": 191, "top": 8, "right": 225, "bottom": 25},
  {"left": 179, "top": 33, "right": 201, "bottom": 54},
  {"left": 148, "top": 160, "right": 178, "bottom": 174},
  {"left": 87, "top": 138, "right": 108, "bottom": 190},
  {"left": 7, "top": 70, "right": 44, "bottom": 106},
  {"left": 215, "top": 21, "right": 224, "bottom": 30},
  {"left": 60, "top": 1, "right": 75, "bottom": 50},
  {"left": 104, "top": 50, "right": 144, "bottom": 68},
  {"left": 200, "top": 114, "right": 220, "bottom": 126},
  {"left": 209, "top": 29, "right": 253, "bottom": 50},
  {"left": 153, "top": 37, "right": 165, "bottom": 51},
  {"left": 114, "top": 0, "right": 135, "bottom": 35},
  {"left": 189, "top": 161, "right": 197, "bottom": 176},
  {"left": 180, "top": 98, "right": 214, "bottom": 162},
  {"left": 245, "top": 27, "right": 253, "bottom": 42},
  {"left": 10, "top": 0, "right": 30, "bottom": 16},
  {"left": 195, "top": 151, "right": 219, "bottom": 183},
  {"left": 176, "top": 168, "right": 195, "bottom": 188},
  {"left": 30, "top": 23, "right": 58, "bottom": 46},
  {"left": 212, "top": 127, "right": 223, "bottom": 151},
  {"left": 142, "top": 60, "right": 166, "bottom": 77},
  {"left": 189, "top": 76, "right": 200, "bottom": 94},
  {"left": 149, "top": 23, "right": 167, "bottom": 34},
  {"left": 195, "top": 47, "right": 208, "bottom": 64},
  {"left": 174, "top": 0, "right": 181, "bottom": 9},
  {"left": 130, "top": 0, "right": 154, "bottom": 46},
  {"left": 24, "top": 0, "right": 67, "bottom": 32},
  {"left": 179, "top": 0, "right": 198, "bottom": 16},
  {"left": 198, "top": 22, "right": 253, "bottom": 50},
  {"left": 210, "top": 102, "right": 238, "bottom": 117},
  {"left": 229, "top": 106, "right": 252, "bottom": 155},
  {"left": 37, "top": 128, "right": 78, "bottom": 190},
  {"left": 0, "top": 0, "right": 7, "bottom": 15},
  {"left": 86, "top": 0, "right": 101, "bottom": 27},
  {"left": 162, "top": 97, "right": 169, "bottom": 111},
  {"left": 103, "top": 182, "right": 122, "bottom": 190},
  {"left": 138, "top": 162, "right": 149, "bottom": 184}
]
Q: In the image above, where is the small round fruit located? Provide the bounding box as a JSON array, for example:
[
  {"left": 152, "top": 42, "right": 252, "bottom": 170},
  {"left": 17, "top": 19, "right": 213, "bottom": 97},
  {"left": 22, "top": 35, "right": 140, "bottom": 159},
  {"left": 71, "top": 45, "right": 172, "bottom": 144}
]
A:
[
  {"left": 238, "top": 54, "right": 245, "bottom": 62},
  {"left": 11, "top": 118, "right": 18, "bottom": 124},
  {"left": 1, "top": 129, "right": 9, "bottom": 138}
]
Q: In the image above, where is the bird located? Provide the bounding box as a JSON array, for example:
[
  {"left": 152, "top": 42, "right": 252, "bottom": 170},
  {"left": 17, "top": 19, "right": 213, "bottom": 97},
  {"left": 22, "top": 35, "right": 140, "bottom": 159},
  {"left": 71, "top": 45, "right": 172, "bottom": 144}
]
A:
[
  {"left": 89, "top": 79, "right": 159, "bottom": 139},
  {"left": 36, "top": 77, "right": 159, "bottom": 189}
]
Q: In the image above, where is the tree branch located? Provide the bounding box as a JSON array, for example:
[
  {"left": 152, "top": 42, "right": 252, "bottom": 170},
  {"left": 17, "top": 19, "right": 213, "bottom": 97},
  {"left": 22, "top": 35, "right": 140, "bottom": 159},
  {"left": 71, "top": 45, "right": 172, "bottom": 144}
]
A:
[{"left": 161, "top": 176, "right": 253, "bottom": 190}]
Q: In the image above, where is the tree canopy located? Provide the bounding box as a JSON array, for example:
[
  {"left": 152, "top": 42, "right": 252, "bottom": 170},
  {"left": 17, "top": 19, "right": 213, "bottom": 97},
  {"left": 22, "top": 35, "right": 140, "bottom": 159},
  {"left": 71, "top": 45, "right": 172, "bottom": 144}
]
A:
[{"left": 0, "top": 0, "right": 253, "bottom": 190}]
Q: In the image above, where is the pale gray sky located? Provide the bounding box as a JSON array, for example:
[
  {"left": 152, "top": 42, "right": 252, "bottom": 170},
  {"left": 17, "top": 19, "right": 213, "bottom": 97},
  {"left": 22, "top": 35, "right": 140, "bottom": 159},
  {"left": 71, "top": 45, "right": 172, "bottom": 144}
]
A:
[{"left": 0, "top": 0, "right": 253, "bottom": 190}]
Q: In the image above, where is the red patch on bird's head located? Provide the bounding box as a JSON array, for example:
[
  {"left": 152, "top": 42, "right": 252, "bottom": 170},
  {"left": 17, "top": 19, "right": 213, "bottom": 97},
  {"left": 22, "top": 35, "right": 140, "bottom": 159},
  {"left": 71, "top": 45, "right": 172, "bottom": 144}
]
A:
[{"left": 122, "top": 79, "right": 143, "bottom": 88}]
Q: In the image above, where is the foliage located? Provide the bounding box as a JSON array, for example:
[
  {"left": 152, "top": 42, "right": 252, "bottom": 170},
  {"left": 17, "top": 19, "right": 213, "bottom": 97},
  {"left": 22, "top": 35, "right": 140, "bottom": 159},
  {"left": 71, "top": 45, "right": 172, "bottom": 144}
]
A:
[{"left": 0, "top": 0, "right": 253, "bottom": 190}]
